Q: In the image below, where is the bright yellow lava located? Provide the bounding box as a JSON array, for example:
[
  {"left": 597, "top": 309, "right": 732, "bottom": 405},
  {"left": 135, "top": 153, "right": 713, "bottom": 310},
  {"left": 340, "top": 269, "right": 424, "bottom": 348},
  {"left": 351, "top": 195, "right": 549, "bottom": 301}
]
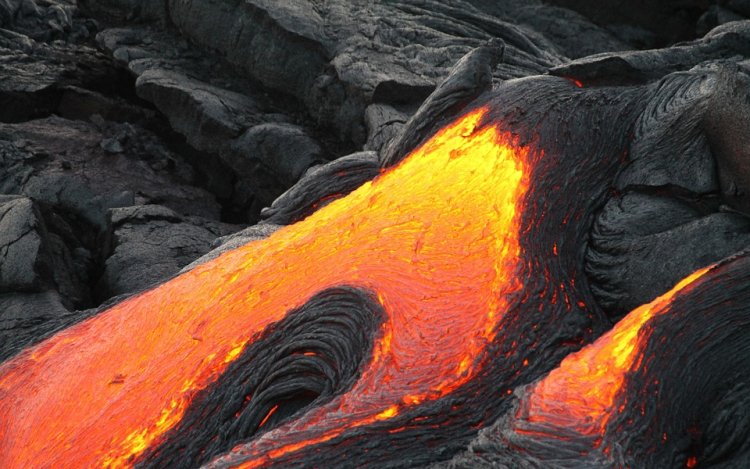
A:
[{"left": 0, "top": 108, "right": 530, "bottom": 469}]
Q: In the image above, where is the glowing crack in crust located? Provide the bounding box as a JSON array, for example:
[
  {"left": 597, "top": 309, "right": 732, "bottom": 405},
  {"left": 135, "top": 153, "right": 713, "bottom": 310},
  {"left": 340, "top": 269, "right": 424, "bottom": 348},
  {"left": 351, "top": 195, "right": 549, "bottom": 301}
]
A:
[{"left": 0, "top": 108, "right": 531, "bottom": 468}]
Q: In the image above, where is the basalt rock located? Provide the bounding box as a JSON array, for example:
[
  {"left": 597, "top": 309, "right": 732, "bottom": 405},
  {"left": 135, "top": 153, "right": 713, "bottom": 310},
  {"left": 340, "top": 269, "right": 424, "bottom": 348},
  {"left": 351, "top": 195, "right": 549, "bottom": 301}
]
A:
[
  {"left": 97, "top": 204, "right": 237, "bottom": 301},
  {"left": 0, "top": 290, "right": 73, "bottom": 362},
  {"left": 97, "top": 26, "right": 328, "bottom": 221},
  {"left": 260, "top": 151, "right": 380, "bottom": 226},
  {"left": 181, "top": 222, "right": 283, "bottom": 273},
  {"left": 0, "top": 115, "right": 220, "bottom": 226},
  {"left": 166, "top": 0, "right": 566, "bottom": 144},
  {"left": 586, "top": 191, "right": 750, "bottom": 317}
]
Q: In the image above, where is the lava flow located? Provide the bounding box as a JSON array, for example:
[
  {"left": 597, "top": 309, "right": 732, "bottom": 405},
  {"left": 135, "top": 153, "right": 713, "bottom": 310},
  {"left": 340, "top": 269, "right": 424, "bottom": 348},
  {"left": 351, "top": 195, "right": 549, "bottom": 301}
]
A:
[
  {"left": 0, "top": 107, "right": 532, "bottom": 468},
  {"left": 517, "top": 266, "right": 709, "bottom": 441},
  {"left": 456, "top": 249, "right": 750, "bottom": 469}
]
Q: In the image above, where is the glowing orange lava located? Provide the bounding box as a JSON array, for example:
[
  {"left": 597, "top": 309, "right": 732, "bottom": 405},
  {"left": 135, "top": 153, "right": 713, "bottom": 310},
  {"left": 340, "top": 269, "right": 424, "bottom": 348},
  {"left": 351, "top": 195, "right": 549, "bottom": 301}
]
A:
[
  {"left": 517, "top": 266, "right": 710, "bottom": 439},
  {"left": 0, "top": 107, "right": 531, "bottom": 468}
]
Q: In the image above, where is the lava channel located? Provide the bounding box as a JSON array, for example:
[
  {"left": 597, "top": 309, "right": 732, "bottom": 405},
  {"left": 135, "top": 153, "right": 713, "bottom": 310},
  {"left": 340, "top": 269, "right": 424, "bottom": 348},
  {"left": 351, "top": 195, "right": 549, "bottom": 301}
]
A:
[
  {"left": 0, "top": 108, "right": 530, "bottom": 468},
  {"left": 0, "top": 76, "right": 646, "bottom": 469}
]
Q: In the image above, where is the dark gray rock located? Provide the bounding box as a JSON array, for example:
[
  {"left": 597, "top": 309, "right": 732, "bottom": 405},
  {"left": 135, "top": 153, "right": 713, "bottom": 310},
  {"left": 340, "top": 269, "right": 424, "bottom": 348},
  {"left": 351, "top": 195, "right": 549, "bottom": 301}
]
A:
[
  {"left": 98, "top": 26, "right": 327, "bottom": 221},
  {"left": 0, "top": 39, "right": 133, "bottom": 123},
  {"left": 545, "top": 0, "right": 708, "bottom": 48},
  {"left": 0, "top": 116, "right": 221, "bottom": 226},
  {"left": 586, "top": 192, "right": 750, "bottom": 317},
  {"left": 167, "top": 0, "right": 566, "bottom": 144},
  {"left": 363, "top": 103, "right": 409, "bottom": 153},
  {"left": 0, "top": 195, "right": 45, "bottom": 292},
  {"left": 697, "top": 4, "right": 747, "bottom": 37},
  {"left": 97, "top": 204, "right": 237, "bottom": 300},
  {"left": 83, "top": 0, "right": 167, "bottom": 24},
  {"left": 724, "top": 0, "right": 750, "bottom": 18},
  {"left": 57, "top": 85, "right": 155, "bottom": 125},
  {"left": 617, "top": 68, "right": 719, "bottom": 194},
  {"left": 0, "top": 290, "right": 72, "bottom": 361},
  {"left": 380, "top": 38, "right": 505, "bottom": 167},
  {"left": 703, "top": 63, "right": 750, "bottom": 214},
  {"left": 0, "top": 195, "right": 90, "bottom": 307},
  {"left": 511, "top": 5, "right": 630, "bottom": 59},
  {"left": 1, "top": 0, "right": 97, "bottom": 43},
  {"left": 135, "top": 69, "right": 272, "bottom": 154},
  {"left": 550, "top": 21, "right": 750, "bottom": 86},
  {"left": 230, "top": 123, "right": 323, "bottom": 188},
  {"left": 136, "top": 68, "right": 324, "bottom": 198},
  {"left": 181, "top": 223, "right": 282, "bottom": 272},
  {"left": 260, "top": 150, "right": 380, "bottom": 225},
  {"left": 135, "top": 67, "right": 323, "bottom": 193}
]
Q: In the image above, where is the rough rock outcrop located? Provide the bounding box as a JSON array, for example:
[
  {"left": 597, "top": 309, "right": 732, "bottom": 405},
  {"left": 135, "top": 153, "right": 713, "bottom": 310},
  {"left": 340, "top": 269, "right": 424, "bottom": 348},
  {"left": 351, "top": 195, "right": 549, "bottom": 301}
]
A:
[{"left": 98, "top": 204, "right": 237, "bottom": 300}]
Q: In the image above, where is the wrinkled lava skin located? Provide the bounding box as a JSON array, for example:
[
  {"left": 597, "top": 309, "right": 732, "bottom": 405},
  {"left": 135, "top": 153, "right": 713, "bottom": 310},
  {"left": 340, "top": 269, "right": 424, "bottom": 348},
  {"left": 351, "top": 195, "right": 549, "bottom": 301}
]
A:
[
  {"left": 0, "top": 77, "right": 654, "bottom": 469},
  {"left": 443, "top": 249, "right": 750, "bottom": 469}
]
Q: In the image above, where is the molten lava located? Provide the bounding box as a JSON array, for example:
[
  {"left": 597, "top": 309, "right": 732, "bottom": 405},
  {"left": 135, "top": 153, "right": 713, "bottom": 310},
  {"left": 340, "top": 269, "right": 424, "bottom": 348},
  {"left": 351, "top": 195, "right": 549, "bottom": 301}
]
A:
[
  {"left": 519, "top": 267, "right": 709, "bottom": 440},
  {"left": 0, "top": 108, "right": 532, "bottom": 468}
]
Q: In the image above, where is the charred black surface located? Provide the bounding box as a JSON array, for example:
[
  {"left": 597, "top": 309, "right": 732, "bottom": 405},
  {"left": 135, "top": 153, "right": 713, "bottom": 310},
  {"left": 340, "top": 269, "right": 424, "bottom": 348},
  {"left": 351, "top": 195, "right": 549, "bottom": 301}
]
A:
[{"left": 136, "top": 287, "right": 386, "bottom": 469}]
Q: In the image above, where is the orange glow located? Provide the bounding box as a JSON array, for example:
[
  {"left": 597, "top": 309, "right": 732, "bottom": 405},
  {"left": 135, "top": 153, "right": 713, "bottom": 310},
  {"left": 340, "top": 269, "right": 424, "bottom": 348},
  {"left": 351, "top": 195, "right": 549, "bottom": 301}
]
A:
[
  {"left": 258, "top": 405, "right": 279, "bottom": 429},
  {"left": 563, "top": 77, "right": 584, "bottom": 87},
  {"left": 0, "top": 107, "right": 531, "bottom": 468},
  {"left": 687, "top": 455, "right": 697, "bottom": 468},
  {"left": 517, "top": 267, "right": 710, "bottom": 438}
]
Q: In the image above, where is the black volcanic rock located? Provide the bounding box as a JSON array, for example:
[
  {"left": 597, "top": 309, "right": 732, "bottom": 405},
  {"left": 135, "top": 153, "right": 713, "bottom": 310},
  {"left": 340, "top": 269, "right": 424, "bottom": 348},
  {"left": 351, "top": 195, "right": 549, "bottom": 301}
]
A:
[
  {"left": 545, "top": 0, "right": 710, "bottom": 48},
  {"left": 0, "top": 116, "right": 220, "bottom": 225},
  {"left": 0, "top": 38, "right": 133, "bottom": 123},
  {"left": 0, "top": 290, "right": 72, "bottom": 361},
  {"left": 362, "top": 103, "right": 409, "bottom": 153},
  {"left": 550, "top": 21, "right": 750, "bottom": 86},
  {"left": 586, "top": 192, "right": 750, "bottom": 317},
  {"left": 97, "top": 25, "right": 328, "bottom": 221},
  {"left": 0, "top": 195, "right": 49, "bottom": 293},
  {"left": 166, "top": 0, "right": 566, "bottom": 144},
  {"left": 0, "top": 195, "right": 90, "bottom": 308},
  {"left": 260, "top": 150, "right": 380, "bottom": 225},
  {"left": 181, "top": 222, "right": 283, "bottom": 272},
  {"left": 97, "top": 204, "right": 237, "bottom": 301}
]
